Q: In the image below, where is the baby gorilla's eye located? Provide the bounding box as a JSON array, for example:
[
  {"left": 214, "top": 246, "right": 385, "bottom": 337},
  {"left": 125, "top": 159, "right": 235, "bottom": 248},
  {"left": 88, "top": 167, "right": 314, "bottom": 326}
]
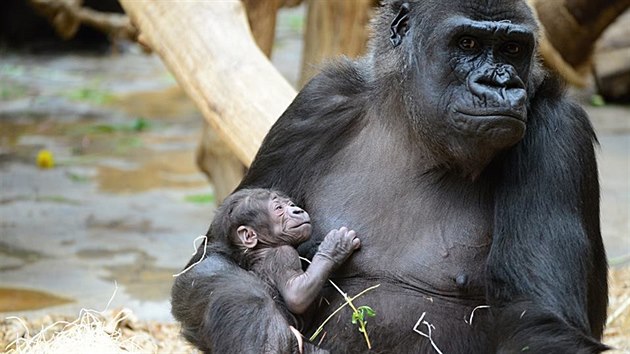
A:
[{"left": 459, "top": 36, "right": 478, "bottom": 51}]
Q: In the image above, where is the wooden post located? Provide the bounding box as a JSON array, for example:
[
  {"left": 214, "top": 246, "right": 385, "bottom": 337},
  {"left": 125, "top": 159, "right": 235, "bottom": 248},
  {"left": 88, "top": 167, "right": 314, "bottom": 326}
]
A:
[
  {"left": 242, "top": 0, "right": 283, "bottom": 57},
  {"left": 299, "top": 0, "right": 375, "bottom": 87}
]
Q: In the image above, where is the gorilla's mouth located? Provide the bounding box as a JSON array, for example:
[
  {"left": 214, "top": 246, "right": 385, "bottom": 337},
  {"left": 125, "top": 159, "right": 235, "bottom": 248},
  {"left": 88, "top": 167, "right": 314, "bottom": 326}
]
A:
[
  {"left": 292, "top": 221, "right": 311, "bottom": 230},
  {"left": 451, "top": 110, "right": 526, "bottom": 137},
  {"left": 454, "top": 109, "right": 524, "bottom": 122}
]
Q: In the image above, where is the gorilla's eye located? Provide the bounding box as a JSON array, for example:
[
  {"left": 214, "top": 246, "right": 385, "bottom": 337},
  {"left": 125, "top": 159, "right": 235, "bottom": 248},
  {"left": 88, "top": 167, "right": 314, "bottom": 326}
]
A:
[
  {"left": 459, "top": 36, "right": 478, "bottom": 50},
  {"left": 502, "top": 42, "right": 521, "bottom": 56}
]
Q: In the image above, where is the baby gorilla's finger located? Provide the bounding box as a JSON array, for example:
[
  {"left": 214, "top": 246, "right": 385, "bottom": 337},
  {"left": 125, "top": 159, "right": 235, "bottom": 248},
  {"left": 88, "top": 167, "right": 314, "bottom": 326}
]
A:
[
  {"left": 345, "top": 230, "right": 360, "bottom": 250},
  {"left": 337, "top": 230, "right": 353, "bottom": 248}
]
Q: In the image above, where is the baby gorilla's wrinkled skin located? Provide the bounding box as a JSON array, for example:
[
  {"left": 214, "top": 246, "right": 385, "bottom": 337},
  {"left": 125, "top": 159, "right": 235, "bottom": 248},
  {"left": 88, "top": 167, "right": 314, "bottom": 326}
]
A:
[{"left": 237, "top": 191, "right": 361, "bottom": 316}]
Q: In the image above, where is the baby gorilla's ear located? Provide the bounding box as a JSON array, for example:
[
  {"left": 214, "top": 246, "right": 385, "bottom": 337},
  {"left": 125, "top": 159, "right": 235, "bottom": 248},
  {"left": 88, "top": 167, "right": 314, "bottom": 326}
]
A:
[{"left": 237, "top": 225, "right": 258, "bottom": 248}]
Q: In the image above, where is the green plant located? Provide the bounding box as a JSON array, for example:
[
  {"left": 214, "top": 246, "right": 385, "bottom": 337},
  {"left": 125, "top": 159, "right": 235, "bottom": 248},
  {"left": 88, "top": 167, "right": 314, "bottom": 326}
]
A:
[
  {"left": 184, "top": 193, "right": 215, "bottom": 204},
  {"left": 590, "top": 94, "right": 605, "bottom": 107},
  {"left": 65, "top": 87, "right": 113, "bottom": 104},
  {"left": 352, "top": 305, "right": 376, "bottom": 343},
  {"left": 88, "top": 117, "right": 152, "bottom": 134},
  {"left": 300, "top": 257, "right": 380, "bottom": 350}
]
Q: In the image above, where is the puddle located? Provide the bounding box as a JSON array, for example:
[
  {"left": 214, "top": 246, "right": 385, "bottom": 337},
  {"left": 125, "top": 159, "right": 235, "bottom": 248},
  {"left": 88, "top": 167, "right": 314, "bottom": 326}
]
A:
[
  {"left": 77, "top": 248, "right": 179, "bottom": 302},
  {"left": 0, "top": 109, "right": 206, "bottom": 194},
  {"left": 104, "top": 264, "right": 177, "bottom": 302},
  {"left": 0, "top": 241, "right": 46, "bottom": 271},
  {"left": 0, "top": 288, "right": 74, "bottom": 312},
  {"left": 84, "top": 216, "right": 169, "bottom": 234},
  {"left": 110, "top": 86, "right": 200, "bottom": 120},
  {"left": 96, "top": 150, "right": 206, "bottom": 193}
]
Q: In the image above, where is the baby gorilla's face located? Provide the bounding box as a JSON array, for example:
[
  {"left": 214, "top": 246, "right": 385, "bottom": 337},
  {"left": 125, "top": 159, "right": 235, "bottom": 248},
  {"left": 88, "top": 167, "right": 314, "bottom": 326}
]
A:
[{"left": 268, "top": 194, "right": 312, "bottom": 246}]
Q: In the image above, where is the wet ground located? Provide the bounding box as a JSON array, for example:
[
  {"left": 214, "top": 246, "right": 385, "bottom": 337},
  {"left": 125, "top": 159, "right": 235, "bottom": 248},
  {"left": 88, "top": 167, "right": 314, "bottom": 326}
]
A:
[
  {"left": 0, "top": 7, "right": 628, "bottom": 326},
  {"left": 0, "top": 52, "right": 213, "bottom": 321}
]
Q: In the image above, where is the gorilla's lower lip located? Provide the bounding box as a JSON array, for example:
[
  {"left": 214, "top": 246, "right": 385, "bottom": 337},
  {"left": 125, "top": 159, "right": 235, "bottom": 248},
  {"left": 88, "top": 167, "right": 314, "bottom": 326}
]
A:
[
  {"left": 455, "top": 110, "right": 524, "bottom": 121},
  {"left": 293, "top": 222, "right": 311, "bottom": 229},
  {"left": 450, "top": 111, "right": 526, "bottom": 136}
]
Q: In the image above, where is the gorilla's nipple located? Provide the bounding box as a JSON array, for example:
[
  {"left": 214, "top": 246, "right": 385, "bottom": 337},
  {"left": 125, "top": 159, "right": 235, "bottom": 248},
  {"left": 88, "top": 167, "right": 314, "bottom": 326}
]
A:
[{"left": 455, "top": 274, "right": 469, "bottom": 289}]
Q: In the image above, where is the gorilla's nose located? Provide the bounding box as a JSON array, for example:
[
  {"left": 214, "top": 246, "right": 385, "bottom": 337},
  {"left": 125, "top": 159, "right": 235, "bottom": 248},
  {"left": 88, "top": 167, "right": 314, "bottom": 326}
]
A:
[
  {"left": 468, "top": 66, "right": 526, "bottom": 107},
  {"left": 290, "top": 206, "right": 305, "bottom": 215}
]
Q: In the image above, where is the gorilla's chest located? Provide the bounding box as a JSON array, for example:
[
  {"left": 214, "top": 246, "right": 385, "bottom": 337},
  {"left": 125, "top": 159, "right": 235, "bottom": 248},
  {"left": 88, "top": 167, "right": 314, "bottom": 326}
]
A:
[{"left": 308, "top": 131, "right": 493, "bottom": 295}]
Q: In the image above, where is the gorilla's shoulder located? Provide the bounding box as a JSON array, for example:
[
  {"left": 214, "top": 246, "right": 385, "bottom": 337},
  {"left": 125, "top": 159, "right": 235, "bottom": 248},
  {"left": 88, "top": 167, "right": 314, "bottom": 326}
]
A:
[
  {"left": 296, "top": 58, "right": 369, "bottom": 110},
  {"left": 309, "top": 58, "right": 369, "bottom": 96},
  {"left": 240, "top": 59, "right": 368, "bottom": 193},
  {"left": 530, "top": 73, "right": 596, "bottom": 142},
  {"left": 270, "top": 58, "right": 368, "bottom": 131}
]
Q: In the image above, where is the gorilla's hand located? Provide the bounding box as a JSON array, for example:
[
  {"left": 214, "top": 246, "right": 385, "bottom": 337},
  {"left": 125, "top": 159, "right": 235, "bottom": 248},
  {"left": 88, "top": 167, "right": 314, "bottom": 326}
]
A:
[{"left": 315, "top": 227, "right": 361, "bottom": 266}]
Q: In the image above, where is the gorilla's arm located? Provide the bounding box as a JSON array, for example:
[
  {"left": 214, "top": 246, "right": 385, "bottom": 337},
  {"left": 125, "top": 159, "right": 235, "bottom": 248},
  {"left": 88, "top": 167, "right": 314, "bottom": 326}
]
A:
[
  {"left": 171, "top": 254, "right": 298, "bottom": 353},
  {"left": 170, "top": 63, "right": 366, "bottom": 353},
  {"left": 486, "top": 77, "right": 608, "bottom": 351}
]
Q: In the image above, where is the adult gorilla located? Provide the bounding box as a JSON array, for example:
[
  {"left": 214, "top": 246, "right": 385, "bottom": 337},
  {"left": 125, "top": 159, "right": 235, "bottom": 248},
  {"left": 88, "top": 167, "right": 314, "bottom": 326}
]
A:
[{"left": 172, "top": 0, "right": 608, "bottom": 352}]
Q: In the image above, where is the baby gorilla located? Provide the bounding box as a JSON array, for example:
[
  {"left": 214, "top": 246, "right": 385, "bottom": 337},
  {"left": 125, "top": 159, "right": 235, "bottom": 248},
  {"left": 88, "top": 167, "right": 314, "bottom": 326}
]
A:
[{"left": 211, "top": 188, "right": 360, "bottom": 353}]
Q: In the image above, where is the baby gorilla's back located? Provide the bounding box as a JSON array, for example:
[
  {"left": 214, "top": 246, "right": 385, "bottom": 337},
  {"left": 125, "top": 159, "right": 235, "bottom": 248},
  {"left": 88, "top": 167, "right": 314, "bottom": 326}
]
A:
[{"left": 172, "top": 254, "right": 296, "bottom": 353}]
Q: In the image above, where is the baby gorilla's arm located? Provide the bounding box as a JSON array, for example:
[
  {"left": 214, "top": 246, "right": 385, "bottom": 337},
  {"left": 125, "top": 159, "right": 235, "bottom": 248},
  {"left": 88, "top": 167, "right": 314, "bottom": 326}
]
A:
[{"left": 273, "top": 227, "right": 360, "bottom": 314}]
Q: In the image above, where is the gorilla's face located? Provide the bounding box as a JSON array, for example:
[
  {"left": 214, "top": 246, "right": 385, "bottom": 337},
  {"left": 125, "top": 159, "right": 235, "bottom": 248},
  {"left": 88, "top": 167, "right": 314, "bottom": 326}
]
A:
[{"left": 390, "top": 1, "right": 539, "bottom": 172}]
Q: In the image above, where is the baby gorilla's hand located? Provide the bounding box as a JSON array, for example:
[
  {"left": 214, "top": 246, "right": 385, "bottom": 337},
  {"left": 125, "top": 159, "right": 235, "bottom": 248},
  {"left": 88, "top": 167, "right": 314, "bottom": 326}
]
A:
[{"left": 315, "top": 227, "right": 360, "bottom": 266}]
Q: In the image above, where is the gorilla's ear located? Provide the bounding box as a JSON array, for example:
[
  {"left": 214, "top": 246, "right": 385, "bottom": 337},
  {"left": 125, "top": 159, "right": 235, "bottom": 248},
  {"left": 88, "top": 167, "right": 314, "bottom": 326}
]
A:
[
  {"left": 237, "top": 226, "right": 258, "bottom": 249},
  {"left": 390, "top": 2, "right": 410, "bottom": 47}
]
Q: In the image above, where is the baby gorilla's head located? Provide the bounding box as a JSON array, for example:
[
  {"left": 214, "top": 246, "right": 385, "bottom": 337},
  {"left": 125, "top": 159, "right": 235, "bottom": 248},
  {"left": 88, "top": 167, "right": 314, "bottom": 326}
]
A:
[{"left": 212, "top": 188, "right": 312, "bottom": 252}]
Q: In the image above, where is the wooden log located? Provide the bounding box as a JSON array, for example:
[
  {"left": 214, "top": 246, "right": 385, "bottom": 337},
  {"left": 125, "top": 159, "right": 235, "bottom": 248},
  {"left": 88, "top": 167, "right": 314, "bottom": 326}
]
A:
[
  {"left": 119, "top": 0, "right": 297, "bottom": 167},
  {"left": 299, "top": 0, "right": 375, "bottom": 87},
  {"left": 196, "top": 0, "right": 286, "bottom": 201},
  {"left": 195, "top": 0, "right": 300, "bottom": 201},
  {"left": 530, "top": 0, "right": 630, "bottom": 86},
  {"left": 593, "top": 10, "right": 630, "bottom": 102},
  {"left": 28, "top": 0, "right": 137, "bottom": 41}
]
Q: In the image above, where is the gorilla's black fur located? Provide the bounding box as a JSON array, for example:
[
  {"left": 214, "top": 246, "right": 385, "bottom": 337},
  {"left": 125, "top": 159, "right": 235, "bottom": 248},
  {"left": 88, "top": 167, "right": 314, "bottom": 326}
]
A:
[{"left": 172, "top": 1, "right": 608, "bottom": 352}]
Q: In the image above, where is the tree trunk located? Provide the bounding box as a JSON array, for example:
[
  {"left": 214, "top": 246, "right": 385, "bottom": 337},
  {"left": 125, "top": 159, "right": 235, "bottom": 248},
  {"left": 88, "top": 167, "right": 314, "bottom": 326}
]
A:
[
  {"left": 299, "top": 0, "right": 375, "bottom": 87},
  {"left": 196, "top": 124, "right": 248, "bottom": 202},
  {"left": 119, "top": 0, "right": 296, "bottom": 167},
  {"left": 593, "top": 10, "right": 630, "bottom": 102}
]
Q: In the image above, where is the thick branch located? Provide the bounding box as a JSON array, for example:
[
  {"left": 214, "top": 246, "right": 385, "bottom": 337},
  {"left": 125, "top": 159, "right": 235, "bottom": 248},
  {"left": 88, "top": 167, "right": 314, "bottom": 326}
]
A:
[
  {"left": 28, "top": 0, "right": 137, "bottom": 41},
  {"left": 530, "top": 0, "right": 630, "bottom": 84}
]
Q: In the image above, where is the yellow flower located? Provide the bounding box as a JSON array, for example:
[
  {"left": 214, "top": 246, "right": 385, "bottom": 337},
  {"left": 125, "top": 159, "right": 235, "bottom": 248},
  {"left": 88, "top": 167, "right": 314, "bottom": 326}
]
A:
[{"left": 36, "top": 149, "right": 55, "bottom": 169}]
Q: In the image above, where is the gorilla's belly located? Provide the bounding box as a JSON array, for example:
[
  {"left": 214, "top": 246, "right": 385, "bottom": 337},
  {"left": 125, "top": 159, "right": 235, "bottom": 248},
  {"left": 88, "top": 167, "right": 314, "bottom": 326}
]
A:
[{"left": 306, "top": 277, "right": 492, "bottom": 353}]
